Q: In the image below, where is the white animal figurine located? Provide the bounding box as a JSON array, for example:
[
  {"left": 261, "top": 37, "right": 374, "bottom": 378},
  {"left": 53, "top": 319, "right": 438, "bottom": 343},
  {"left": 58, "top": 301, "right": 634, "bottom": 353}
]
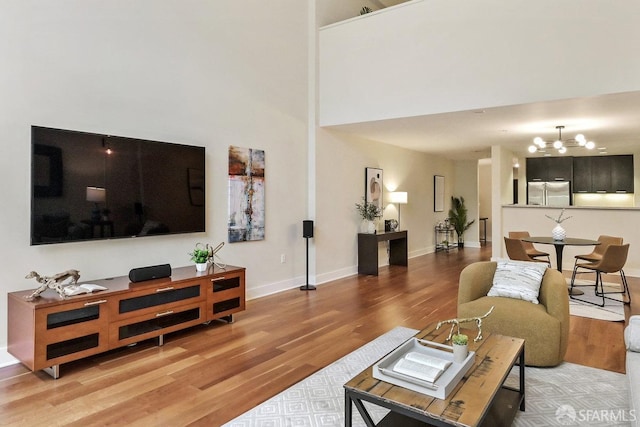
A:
[{"left": 436, "top": 306, "right": 494, "bottom": 343}]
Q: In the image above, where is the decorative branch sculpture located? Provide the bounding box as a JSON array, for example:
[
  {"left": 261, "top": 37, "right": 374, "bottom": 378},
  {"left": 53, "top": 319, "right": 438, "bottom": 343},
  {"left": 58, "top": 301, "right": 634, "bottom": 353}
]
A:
[
  {"left": 24, "top": 269, "right": 80, "bottom": 300},
  {"left": 436, "top": 306, "right": 494, "bottom": 343}
]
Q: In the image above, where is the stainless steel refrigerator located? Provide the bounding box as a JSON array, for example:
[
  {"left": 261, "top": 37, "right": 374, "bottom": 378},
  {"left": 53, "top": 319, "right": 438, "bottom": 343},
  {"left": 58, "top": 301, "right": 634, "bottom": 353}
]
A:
[{"left": 527, "top": 181, "right": 571, "bottom": 206}]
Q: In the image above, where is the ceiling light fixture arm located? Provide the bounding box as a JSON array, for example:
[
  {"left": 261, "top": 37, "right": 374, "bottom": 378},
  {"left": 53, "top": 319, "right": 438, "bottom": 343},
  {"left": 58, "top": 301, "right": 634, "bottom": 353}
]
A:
[{"left": 528, "top": 125, "right": 596, "bottom": 154}]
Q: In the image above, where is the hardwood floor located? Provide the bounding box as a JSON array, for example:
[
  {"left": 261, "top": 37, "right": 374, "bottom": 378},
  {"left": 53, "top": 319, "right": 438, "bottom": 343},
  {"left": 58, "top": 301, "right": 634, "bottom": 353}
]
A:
[{"left": 1, "top": 244, "right": 637, "bottom": 426}]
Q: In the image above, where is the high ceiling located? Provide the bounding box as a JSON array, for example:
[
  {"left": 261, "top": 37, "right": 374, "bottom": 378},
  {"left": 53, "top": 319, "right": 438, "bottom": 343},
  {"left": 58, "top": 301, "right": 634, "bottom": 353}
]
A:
[{"left": 324, "top": 91, "right": 640, "bottom": 161}]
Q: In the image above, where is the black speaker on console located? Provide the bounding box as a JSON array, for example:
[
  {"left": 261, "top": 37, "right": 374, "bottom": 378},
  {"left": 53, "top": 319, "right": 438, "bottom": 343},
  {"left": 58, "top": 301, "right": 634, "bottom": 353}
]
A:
[
  {"left": 303, "top": 220, "right": 314, "bottom": 238},
  {"left": 300, "top": 220, "right": 316, "bottom": 291},
  {"left": 129, "top": 263, "right": 172, "bottom": 283}
]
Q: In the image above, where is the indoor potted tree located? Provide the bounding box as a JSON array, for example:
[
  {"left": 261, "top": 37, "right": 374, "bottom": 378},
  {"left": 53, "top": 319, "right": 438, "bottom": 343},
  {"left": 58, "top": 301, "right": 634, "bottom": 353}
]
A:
[
  {"left": 448, "top": 196, "right": 475, "bottom": 248},
  {"left": 355, "top": 197, "right": 383, "bottom": 234}
]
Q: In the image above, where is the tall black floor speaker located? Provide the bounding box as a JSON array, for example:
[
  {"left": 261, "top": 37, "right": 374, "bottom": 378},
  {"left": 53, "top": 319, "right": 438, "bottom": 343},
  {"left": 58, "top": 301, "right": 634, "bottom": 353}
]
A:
[{"left": 300, "top": 220, "right": 316, "bottom": 291}]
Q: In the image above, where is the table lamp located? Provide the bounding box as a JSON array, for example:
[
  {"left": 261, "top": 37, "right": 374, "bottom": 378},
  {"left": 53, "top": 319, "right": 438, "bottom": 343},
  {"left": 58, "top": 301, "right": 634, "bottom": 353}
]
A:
[{"left": 388, "top": 191, "right": 408, "bottom": 229}]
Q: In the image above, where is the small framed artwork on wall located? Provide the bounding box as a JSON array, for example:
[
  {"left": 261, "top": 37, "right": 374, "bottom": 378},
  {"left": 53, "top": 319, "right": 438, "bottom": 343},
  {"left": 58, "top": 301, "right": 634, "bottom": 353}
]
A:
[
  {"left": 365, "top": 167, "right": 383, "bottom": 210},
  {"left": 434, "top": 175, "right": 445, "bottom": 212}
]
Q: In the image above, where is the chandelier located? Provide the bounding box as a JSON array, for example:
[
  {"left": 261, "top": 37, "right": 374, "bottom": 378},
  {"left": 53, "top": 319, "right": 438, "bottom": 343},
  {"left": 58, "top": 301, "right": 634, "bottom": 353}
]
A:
[{"left": 528, "top": 125, "right": 595, "bottom": 154}]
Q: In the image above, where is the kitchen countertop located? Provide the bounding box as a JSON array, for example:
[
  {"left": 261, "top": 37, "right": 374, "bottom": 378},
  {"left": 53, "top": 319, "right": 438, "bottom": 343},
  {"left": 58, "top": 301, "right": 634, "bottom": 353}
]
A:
[{"left": 503, "top": 204, "right": 640, "bottom": 211}]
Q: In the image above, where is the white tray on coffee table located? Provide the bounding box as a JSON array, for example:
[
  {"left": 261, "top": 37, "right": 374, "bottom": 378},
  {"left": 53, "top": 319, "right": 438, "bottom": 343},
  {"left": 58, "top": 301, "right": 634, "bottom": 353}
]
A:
[{"left": 373, "top": 337, "right": 475, "bottom": 399}]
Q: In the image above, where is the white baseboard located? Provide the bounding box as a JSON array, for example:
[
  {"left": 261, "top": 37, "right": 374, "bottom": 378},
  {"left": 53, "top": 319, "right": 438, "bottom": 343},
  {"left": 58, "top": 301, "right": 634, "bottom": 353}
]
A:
[
  {"left": 625, "top": 268, "right": 640, "bottom": 278},
  {"left": 0, "top": 347, "right": 19, "bottom": 368},
  {"left": 245, "top": 275, "right": 305, "bottom": 300},
  {"left": 315, "top": 265, "right": 357, "bottom": 285},
  {"left": 461, "top": 240, "right": 481, "bottom": 248},
  {"left": 245, "top": 246, "right": 436, "bottom": 301},
  {"left": 245, "top": 265, "right": 361, "bottom": 301},
  {"left": 311, "top": 247, "right": 433, "bottom": 288},
  {"left": 409, "top": 247, "right": 432, "bottom": 258}
]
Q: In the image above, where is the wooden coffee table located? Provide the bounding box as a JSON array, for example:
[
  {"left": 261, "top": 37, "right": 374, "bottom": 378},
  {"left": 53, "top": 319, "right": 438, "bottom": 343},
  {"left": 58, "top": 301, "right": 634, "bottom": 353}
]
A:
[{"left": 344, "top": 323, "right": 525, "bottom": 427}]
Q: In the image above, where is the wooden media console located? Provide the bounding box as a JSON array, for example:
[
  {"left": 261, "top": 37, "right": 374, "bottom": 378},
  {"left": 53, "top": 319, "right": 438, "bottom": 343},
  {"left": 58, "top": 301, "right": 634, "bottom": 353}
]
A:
[{"left": 8, "top": 264, "right": 245, "bottom": 378}]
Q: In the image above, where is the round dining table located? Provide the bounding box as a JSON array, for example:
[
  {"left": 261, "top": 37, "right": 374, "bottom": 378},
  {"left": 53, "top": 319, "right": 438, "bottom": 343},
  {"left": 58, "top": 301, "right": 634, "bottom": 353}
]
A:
[{"left": 521, "top": 236, "right": 600, "bottom": 295}]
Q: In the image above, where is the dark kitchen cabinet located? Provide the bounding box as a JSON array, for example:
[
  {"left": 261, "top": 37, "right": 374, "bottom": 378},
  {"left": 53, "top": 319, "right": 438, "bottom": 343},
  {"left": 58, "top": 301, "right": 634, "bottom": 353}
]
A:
[
  {"left": 611, "top": 155, "right": 634, "bottom": 193},
  {"left": 526, "top": 158, "right": 547, "bottom": 182},
  {"left": 526, "top": 157, "right": 572, "bottom": 182},
  {"left": 590, "top": 156, "right": 611, "bottom": 193},
  {"left": 572, "top": 155, "right": 634, "bottom": 193},
  {"left": 546, "top": 157, "right": 573, "bottom": 181},
  {"left": 572, "top": 157, "right": 592, "bottom": 192}
]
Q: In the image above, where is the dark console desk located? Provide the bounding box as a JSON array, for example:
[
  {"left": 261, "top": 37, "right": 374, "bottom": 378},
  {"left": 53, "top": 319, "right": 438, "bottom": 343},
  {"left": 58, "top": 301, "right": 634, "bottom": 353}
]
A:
[{"left": 357, "top": 230, "right": 408, "bottom": 275}]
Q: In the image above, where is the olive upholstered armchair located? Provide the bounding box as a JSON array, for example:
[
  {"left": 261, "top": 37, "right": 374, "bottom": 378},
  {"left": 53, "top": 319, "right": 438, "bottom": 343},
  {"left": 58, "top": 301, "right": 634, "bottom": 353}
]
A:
[{"left": 457, "top": 261, "right": 569, "bottom": 367}]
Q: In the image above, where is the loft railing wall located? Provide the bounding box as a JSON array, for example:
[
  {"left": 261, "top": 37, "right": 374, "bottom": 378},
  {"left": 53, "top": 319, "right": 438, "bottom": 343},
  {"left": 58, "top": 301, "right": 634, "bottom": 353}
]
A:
[{"left": 319, "top": 0, "right": 640, "bottom": 127}]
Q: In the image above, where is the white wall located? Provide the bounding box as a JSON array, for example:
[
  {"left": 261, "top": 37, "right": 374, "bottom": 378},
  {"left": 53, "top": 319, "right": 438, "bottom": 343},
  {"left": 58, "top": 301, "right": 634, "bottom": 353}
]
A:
[
  {"left": 0, "top": 0, "right": 464, "bottom": 366},
  {"left": 314, "top": 128, "right": 454, "bottom": 282},
  {"left": 516, "top": 164, "right": 527, "bottom": 205},
  {"left": 0, "top": 1, "right": 309, "bottom": 355},
  {"left": 319, "top": 0, "right": 640, "bottom": 126},
  {"left": 490, "top": 146, "right": 517, "bottom": 259},
  {"left": 452, "top": 160, "right": 480, "bottom": 247},
  {"left": 478, "top": 159, "right": 492, "bottom": 242}
]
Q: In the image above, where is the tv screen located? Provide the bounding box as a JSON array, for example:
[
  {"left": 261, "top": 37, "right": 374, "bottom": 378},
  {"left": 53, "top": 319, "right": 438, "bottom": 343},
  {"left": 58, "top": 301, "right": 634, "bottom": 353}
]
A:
[{"left": 31, "top": 126, "right": 205, "bottom": 245}]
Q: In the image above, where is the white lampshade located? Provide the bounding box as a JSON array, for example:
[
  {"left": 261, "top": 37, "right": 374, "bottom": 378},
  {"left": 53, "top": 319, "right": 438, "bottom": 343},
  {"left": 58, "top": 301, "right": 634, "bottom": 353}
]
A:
[
  {"left": 86, "top": 186, "right": 106, "bottom": 203},
  {"left": 388, "top": 191, "right": 408, "bottom": 204}
]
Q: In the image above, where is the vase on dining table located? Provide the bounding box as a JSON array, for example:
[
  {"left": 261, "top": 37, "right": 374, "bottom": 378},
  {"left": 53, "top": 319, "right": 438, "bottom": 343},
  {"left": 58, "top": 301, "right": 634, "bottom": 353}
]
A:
[{"left": 552, "top": 224, "right": 566, "bottom": 241}]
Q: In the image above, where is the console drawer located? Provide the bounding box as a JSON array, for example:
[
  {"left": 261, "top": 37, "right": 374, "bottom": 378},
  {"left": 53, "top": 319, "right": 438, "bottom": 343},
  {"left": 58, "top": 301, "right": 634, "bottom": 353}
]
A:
[
  {"left": 34, "top": 298, "right": 110, "bottom": 370},
  {"left": 109, "top": 280, "right": 206, "bottom": 320},
  {"left": 109, "top": 301, "right": 206, "bottom": 347},
  {"left": 207, "top": 271, "right": 245, "bottom": 320}
]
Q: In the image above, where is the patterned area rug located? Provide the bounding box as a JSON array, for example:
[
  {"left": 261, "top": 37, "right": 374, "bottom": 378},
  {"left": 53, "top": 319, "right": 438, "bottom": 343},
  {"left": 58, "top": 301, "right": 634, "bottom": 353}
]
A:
[
  {"left": 223, "top": 327, "right": 632, "bottom": 427},
  {"left": 568, "top": 279, "right": 625, "bottom": 322},
  {"left": 508, "top": 363, "right": 631, "bottom": 426},
  {"left": 223, "top": 326, "right": 418, "bottom": 427}
]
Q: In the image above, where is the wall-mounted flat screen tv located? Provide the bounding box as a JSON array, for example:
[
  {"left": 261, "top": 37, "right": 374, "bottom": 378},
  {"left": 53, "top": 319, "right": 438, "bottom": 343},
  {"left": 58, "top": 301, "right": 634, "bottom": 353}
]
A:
[{"left": 31, "top": 126, "right": 205, "bottom": 245}]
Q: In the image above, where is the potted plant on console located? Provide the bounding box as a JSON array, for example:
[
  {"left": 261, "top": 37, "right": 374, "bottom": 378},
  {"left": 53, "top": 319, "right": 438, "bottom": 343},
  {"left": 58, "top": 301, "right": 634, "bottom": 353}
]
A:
[
  {"left": 448, "top": 196, "right": 475, "bottom": 248},
  {"left": 189, "top": 243, "right": 211, "bottom": 272},
  {"left": 355, "top": 197, "right": 383, "bottom": 234}
]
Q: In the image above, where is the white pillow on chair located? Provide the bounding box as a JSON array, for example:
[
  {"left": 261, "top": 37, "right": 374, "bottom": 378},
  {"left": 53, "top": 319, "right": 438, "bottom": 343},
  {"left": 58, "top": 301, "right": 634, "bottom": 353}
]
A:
[
  {"left": 625, "top": 316, "right": 640, "bottom": 352},
  {"left": 488, "top": 260, "right": 548, "bottom": 304}
]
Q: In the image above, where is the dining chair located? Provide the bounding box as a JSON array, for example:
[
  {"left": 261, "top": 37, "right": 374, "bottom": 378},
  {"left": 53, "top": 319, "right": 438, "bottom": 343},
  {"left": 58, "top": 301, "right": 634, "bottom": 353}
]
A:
[
  {"left": 570, "top": 243, "right": 631, "bottom": 307},
  {"left": 504, "top": 237, "right": 550, "bottom": 265},
  {"left": 573, "top": 235, "right": 623, "bottom": 267},
  {"left": 508, "top": 231, "right": 551, "bottom": 264}
]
